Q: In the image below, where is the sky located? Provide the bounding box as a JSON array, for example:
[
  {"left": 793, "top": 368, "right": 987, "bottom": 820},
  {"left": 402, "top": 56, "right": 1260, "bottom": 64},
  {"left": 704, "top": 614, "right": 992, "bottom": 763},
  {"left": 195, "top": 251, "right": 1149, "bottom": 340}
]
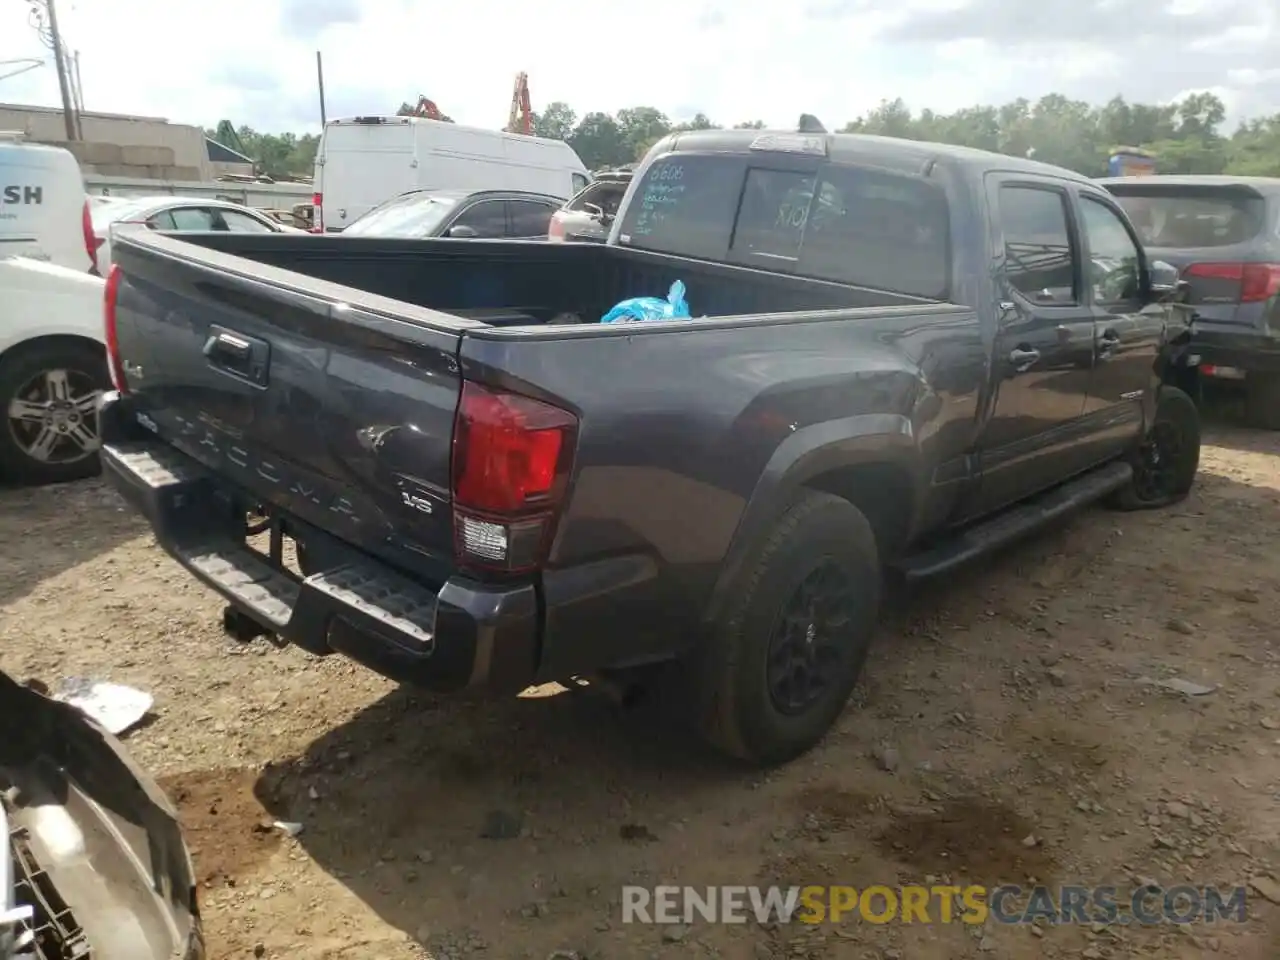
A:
[{"left": 1, "top": 0, "right": 1278, "bottom": 136}]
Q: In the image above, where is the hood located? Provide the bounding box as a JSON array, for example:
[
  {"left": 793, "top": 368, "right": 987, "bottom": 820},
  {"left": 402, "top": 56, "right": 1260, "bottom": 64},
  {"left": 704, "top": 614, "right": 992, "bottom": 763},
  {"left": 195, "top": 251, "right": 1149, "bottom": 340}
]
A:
[{"left": 0, "top": 672, "right": 202, "bottom": 960}]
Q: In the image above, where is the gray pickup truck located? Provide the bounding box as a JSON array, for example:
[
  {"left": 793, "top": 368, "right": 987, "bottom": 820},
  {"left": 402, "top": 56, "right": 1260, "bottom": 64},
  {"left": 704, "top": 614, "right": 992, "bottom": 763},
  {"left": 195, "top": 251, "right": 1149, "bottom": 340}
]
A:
[{"left": 97, "top": 129, "right": 1199, "bottom": 766}]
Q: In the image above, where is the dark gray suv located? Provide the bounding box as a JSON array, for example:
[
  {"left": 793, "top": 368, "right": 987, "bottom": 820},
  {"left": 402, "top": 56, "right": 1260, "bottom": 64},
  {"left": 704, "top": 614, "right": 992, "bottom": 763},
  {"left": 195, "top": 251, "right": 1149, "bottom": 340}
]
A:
[{"left": 1102, "top": 175, "right": 1280, "bottom": 429}]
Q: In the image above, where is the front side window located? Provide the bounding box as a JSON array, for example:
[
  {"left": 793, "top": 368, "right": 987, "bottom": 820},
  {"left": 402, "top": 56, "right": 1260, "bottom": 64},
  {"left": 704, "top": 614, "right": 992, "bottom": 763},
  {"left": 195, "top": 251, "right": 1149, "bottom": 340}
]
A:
[
  {"left": 1079, "top": 196, "right": 1142, "bottom": 303},
  {"left": 999, "top": 186, "right": 1077, "bottom": 304}
]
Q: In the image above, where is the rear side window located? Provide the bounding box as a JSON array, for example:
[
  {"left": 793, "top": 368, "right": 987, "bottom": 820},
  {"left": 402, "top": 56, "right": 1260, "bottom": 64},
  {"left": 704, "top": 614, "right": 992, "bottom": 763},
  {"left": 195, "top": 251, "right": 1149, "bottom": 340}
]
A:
[
  {"left": 620, "top": 154, "right": 949, "bottom": 299},
  {"left": 1109, "top": 188, "right": 1266, "bottom": 248},
  {"left": 618, "top": 155, "right": 745, "bottom": 260},
  {"left": 998, "top": 186, "right": 1077, "bottom": 304}
]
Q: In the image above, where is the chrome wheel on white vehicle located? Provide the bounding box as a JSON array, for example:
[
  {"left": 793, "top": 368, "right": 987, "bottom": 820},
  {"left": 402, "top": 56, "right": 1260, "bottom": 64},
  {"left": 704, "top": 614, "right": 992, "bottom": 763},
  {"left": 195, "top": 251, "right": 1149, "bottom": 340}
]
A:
[
  {"left": 7, "top": 368, "right": 101, "bottom": 465},
  {"left": 0, "top": 341, "right": 108, "bottom": 486}
]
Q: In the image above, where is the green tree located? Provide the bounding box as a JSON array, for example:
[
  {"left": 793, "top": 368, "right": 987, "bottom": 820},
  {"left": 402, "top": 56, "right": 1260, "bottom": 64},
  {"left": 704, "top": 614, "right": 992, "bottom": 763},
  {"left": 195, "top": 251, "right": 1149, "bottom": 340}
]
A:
[
  {"left": 207, "top": 124, "right": 319, "bottom": 179},
  {"left": 231, "top": 90, "right": 1280, "bottom": 180}
]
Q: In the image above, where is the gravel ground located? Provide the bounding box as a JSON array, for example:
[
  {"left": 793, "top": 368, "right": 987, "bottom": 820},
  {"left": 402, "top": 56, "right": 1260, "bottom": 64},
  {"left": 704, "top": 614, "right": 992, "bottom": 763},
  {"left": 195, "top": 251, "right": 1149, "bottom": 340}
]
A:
[{"left": 3, "top": 417, "right": 1280, "bottom": 960}]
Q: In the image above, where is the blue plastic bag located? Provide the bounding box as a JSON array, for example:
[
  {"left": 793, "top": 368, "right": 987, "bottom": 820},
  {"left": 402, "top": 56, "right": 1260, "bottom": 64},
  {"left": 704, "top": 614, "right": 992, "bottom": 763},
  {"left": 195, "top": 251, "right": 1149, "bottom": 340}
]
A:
[{"left": 600, "top": 280, "right": 691, "bottom": 324}]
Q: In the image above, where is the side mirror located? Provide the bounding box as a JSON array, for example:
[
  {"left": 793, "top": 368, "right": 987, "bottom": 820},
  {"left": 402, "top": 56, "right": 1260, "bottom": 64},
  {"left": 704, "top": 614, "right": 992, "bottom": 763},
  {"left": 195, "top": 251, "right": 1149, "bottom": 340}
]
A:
[
  {"left": 1149, "top": 260, "right": 1190, "bottom": 302},
  {"left": 447, "top": 224, "right": 478, "bottom": 239}
]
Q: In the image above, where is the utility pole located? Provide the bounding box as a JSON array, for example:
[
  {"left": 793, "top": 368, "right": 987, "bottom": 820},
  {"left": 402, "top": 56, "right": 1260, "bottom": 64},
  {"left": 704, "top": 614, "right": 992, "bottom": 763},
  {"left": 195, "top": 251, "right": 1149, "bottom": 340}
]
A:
[
  {"left": 27, "top": 0, "right": 79, "bottom": 140},
  {"left": 315, "top": 51, "right": 327, "bottom": 127}
]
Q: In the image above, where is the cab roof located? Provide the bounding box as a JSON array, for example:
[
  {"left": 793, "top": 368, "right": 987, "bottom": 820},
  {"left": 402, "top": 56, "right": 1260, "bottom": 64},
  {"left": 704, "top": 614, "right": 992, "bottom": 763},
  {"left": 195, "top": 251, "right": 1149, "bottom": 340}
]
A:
[{"left": 654, "top": 129, "right": 1095, "bottom": 183}]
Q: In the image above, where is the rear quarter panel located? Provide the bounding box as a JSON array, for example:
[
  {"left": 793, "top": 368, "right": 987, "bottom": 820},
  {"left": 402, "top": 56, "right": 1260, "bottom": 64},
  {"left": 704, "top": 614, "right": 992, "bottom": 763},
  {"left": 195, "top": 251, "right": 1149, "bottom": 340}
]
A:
[{"left": 460, "top": 305, "right": 986, "bottom": 677}]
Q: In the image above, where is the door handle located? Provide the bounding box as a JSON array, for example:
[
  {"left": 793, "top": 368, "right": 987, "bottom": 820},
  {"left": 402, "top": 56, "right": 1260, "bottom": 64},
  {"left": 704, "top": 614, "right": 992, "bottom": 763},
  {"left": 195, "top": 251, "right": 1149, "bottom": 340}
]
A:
[
  {"left": 203, "top": 326, "right": 271, "bottom": 386},
  {"left": 1096, "top": 330, "right": 1120, "bottom": 360},
  {"left": 1008, "top": 347, "right": 1040, "bottom": 372}
]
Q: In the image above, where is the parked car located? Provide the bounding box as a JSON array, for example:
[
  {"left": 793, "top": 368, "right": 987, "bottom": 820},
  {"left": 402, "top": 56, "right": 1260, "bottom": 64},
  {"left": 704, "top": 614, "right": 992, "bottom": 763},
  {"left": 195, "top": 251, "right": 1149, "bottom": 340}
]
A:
[
  {"left": 548, "top": 167, "right": 634, "bottom": 243},
  {"left": 98, "top": 129, "right": 1198, "bottom": 767},
  {"left": 90, "top": 196, "right": 304, "bottom": 272},
  {"left": 339, "top": 188, "right": 566, "bottom": 239},
  {"left": 1, "top": 670, "right": 203, "bottom": 959},
  {"left": 1101, "top": 175, "right": 1280, "bottom": 429},
  {"left": 0, "top": 136, "right": 109, "bottom": 485}
]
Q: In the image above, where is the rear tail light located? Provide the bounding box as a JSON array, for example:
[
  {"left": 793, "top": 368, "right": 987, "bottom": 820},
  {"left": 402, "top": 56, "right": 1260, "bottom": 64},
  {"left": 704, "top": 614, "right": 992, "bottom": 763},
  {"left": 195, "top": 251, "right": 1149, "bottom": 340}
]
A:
[
  {"left": 81, "top": 199, "right": 103, "bottom": 275},
  {"left": 451, "top": 381, "right": 578, "bottom": 572},
  {"left": 547, "top": 214, "right": 566, "bottom": 242},
  {"left": 311, "top": 192, "right": 324, "bottom": 233},
  {"left": 103, "top": 263, "right": 129, "bottom": 393},
  {"left": 1182, "top": 262, "right": 1280, "bottom": 303}
]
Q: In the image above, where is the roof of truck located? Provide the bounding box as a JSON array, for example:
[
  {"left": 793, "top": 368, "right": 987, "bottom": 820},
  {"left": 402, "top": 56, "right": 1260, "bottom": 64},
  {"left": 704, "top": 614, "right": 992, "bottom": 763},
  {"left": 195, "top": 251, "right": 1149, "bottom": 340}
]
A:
[{"left": 658, "top": 129, "right": 1095, "bottom": 183}]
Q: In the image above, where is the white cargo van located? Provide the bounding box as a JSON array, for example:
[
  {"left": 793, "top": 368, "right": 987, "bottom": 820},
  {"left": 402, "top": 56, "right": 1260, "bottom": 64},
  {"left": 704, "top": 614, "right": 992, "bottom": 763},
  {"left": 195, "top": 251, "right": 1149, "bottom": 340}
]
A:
[
  {"left": 312, "top": 115, "right": 591, "bottom": 232},
  {"left": 0, "top": 133, "right": 99, "bottom": 273}
]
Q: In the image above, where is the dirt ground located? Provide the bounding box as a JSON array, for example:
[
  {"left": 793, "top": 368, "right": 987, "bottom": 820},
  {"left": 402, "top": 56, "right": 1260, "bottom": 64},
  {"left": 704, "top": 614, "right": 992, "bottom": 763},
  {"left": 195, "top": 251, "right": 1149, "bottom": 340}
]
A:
[{"left": 4, "top": 412, "right": 1280, "bottom": 960}]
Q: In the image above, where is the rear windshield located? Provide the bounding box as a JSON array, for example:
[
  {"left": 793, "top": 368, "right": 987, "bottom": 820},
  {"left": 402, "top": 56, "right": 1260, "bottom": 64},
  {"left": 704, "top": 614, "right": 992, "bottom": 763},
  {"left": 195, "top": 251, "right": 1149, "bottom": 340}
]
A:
[
  {"left": 1109, "top": 188, "right": 1267, "bottom": 249},
  {"left": 617, "top": 154, "right": 950, "bottom": 299},
  {"left": 342, "top": 191, "right": 459, "bottom": 237}
]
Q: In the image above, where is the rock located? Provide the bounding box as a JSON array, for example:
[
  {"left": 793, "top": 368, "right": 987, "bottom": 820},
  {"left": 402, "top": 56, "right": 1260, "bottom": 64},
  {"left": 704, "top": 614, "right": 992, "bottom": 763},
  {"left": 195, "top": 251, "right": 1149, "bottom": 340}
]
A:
[
  {"left": 1166, "top": 618, "right": 1196, "bottom": 636},
  {"left": 480, "top": 809, "right": 523, "bottom": 840},
  {"left": 662, "top": 924, "right": 689, "bottom": 943},
  {"left": 1046, "top": 667, "right": 1068, "bottom": 687},
  {"left": 1249, "top": 876, "right": 1280, "bottom": 904},
  {"left": 417, "top": 849, "right": 435, "bottom": 864},
  {"left": 253, "top": 945, "right": 265, "bottom": 958},
  {"left": 1021, "top": 834, "right": 1038, "bottom": 848},
  {"left": 1082, "top": 948, "right": 1104, "bottom": 959},
  {"left": 1165, "top": 801, "right": 1190, "bottom": 819},
  {"left": 872, "top": 744, "right": 900, "bottom": 773},
  {"left": 415, "top": 924, "right": 432, "bottom": 943},
  {"left": 521, "top": 900, "right": 550, "bottom": 919},
  {"left": 1260, "top": 718, "right": 1280, "bottom": 731}
]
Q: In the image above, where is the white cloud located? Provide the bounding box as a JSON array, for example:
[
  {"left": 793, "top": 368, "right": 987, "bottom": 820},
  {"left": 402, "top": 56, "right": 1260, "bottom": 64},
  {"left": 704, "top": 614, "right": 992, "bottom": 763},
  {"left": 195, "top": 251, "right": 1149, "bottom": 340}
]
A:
[{"left": 0, "top": 0, "right": 1276, "bottom": 135}]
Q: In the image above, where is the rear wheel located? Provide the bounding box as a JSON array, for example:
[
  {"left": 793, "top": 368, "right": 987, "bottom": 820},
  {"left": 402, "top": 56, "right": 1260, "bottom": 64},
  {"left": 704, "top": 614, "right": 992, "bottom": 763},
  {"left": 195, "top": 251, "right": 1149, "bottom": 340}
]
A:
[
  {"left": 692, "top": 491, "right": 881, "bottom": 766},
  {"left": 1109, "top": 386, "right": 1200, "bottom": 511},
  {"left": 1245, "top": 373, "right": 1280, "bottom": 431},
  {"left": 0, "top": 341, "right": 109, "bottom": 486}
]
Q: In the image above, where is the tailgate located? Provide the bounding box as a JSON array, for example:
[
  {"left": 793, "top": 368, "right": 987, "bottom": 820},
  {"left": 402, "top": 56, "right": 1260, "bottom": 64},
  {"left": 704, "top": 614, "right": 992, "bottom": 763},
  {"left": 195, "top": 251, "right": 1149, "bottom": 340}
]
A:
[{"left": 108, "top": 228, "right": 466, "bottom": 571}]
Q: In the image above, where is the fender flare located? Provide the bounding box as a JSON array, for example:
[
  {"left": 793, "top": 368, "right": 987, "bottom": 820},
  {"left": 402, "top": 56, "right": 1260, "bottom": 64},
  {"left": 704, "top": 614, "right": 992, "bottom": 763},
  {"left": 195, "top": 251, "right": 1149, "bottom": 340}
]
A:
[{"left": 702, "top": 413, "right": 923, "bottom": 625}]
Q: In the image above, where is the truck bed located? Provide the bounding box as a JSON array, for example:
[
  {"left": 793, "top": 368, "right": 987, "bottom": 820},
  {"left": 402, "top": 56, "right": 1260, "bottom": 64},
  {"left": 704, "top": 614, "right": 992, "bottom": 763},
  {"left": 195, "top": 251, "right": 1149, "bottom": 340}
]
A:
[{"left": 175, "top": 233, "right": 934, "bottom": 326}]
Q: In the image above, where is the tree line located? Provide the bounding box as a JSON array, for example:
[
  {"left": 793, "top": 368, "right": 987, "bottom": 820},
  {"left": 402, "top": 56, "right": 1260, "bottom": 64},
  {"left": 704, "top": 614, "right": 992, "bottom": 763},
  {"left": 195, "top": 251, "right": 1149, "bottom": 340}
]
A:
[{"left": 211, "top": 91, "right": 1280, "bottom": 181}]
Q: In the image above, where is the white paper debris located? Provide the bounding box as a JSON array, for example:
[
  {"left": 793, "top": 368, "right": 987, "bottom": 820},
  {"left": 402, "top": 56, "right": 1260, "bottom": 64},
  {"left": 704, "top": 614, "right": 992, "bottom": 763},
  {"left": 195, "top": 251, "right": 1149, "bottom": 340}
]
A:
[
  {"left": 273, "top": 821, "right": 304, "bottom": 837},
  {"left": 52, "top": 678, "right": 153, "bottom": 735}
]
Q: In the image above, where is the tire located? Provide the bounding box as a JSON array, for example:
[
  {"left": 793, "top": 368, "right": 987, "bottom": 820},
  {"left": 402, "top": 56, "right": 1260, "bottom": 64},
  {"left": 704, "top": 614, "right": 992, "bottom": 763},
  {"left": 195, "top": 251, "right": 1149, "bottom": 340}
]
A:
[
  {"left": 1244, "top": 373, "right": 1280, "bottom": 431},
  {"left": 0, "top": 340, "right": 109, "bottom": 486},
  {"left": 692, "top": 490, "right": 882, "bottom": 767},
  {"left": 1108, "top": 385, "right": 1200, "bottom": 511}
]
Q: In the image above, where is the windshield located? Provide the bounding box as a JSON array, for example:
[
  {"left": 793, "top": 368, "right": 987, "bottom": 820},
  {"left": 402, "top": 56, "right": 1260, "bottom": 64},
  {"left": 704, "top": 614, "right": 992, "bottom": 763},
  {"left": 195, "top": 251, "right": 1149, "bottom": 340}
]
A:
[
  {"left": 90, "top": 197, "right": 156, "bottom": 231},
  {"left": 1110, "top": 188, "right": 1266, "bottom": 249},
  {"left": 341, "top": 192, "right": 460, "bottom": 237}
]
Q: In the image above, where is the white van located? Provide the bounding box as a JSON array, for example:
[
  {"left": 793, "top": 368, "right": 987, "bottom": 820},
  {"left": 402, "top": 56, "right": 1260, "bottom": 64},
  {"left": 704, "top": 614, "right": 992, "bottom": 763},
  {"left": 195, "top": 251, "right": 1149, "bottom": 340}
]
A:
[
  {"left": 312, "top": 116, "right": 591, "bottom": 232},
  {"left": 0, "top": 133, "right": 98, "bottom": 273}
]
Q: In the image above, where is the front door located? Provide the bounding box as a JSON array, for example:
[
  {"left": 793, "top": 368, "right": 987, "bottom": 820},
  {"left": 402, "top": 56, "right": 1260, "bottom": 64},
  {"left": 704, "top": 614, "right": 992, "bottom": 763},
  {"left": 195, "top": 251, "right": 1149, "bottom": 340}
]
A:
[
  {"left": 1076, "top": 189, "right": 1164, "bottom": 462},
  {"left": 970, "top": 178, "right": 1097, "bottom": 517}
]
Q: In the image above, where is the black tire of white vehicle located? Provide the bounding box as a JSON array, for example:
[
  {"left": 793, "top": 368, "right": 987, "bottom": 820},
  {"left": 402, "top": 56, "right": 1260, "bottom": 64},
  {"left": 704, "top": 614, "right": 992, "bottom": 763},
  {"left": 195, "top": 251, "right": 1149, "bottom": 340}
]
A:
[
  {"left": 0, "top": 340, "right": 109, "bottom": 486},
  {"left": 1244, "top": 373, "right": 1280, "bottom": 431},
  {"left": 1108, "top": 385, "right": 1201, "bottom": 511},
  {"left": 693, "top": 491, "right": 881, "bottom": 767}
]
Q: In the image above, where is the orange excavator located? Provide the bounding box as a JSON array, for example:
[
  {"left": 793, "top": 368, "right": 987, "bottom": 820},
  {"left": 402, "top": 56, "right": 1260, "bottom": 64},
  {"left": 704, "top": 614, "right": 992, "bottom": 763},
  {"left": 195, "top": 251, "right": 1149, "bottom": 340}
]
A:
[
  {"left": 505, "top": 71, "right": 532, "bottom": 135},
  {"left": 406, "top": 73, "right": 532, "bottom": 132}
]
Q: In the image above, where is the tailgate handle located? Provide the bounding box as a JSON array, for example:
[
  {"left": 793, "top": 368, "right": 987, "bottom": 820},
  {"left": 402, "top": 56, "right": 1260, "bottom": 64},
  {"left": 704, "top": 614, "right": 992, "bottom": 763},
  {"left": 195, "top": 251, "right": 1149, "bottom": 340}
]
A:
[{"left": 203, "top": 326, "right": 270, "bottom": 386}]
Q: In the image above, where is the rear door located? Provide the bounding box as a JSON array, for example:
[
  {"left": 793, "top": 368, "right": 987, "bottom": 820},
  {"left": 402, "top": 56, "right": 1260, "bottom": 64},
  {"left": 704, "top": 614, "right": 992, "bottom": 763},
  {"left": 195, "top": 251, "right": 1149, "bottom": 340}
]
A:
[
  {"left": 970, "top": 177, "right": 1097, "bottom": 516},
  {"left": 1107, "top": 182, "right": 1280, "bottom": 336},
  {"left": 318, "top": 119, "right": 418, "bottom": 231}
]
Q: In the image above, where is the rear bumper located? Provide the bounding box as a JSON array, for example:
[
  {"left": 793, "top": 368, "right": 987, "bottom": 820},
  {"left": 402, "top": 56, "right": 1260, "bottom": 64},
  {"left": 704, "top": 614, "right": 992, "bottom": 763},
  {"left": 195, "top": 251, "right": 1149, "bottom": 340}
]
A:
[
  {"left": 1191, "top": 327, "right": 1280, "bottom": 376},
  {"left": 99, "top": 413, "right": 539, "bottom": 695}
]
